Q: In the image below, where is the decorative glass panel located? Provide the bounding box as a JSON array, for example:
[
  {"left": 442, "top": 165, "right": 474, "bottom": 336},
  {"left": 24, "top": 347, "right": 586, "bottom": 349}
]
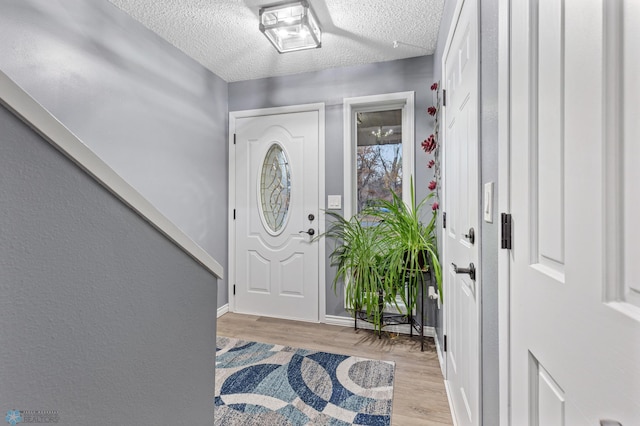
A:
[{"left": 260, "top": 144, "right": 291, "bottom": 233}]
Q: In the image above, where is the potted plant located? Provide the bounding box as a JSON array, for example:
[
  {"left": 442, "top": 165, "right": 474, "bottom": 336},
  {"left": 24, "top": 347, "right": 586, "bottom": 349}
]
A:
[
  {"left": 323, "top": 210, "right": 388, "bottom": 331},
  {"left": 368, "top": 180, "right": 442, "bottom": 314},
  {"left": 321, "top": 179, "right": 442, "bottom": 333}
]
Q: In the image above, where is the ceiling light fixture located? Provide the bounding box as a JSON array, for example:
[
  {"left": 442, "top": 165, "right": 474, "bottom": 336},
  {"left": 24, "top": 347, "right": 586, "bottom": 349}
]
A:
[{"left": 259, "top": 0, "right": 321, "bottom": 53}]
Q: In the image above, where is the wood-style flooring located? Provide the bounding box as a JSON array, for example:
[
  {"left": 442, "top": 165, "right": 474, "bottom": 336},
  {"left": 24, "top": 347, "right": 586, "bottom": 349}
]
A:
[{"left": 217, "top": 313, "right": 454, "bottom": 426}]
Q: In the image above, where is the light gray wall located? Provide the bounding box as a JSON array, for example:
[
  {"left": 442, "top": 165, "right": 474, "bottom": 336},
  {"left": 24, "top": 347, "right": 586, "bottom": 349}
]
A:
[
  {"left": 0, "top": 103, "right": 217, "bottom": 425},
  {"left": 229, "top": 56, "right": 437, "bottom": 319},
  {"left": 0, "top": 0, "right": 230, "bottom": 307},
  {"left": 433, "top": 0, "right": 501, "bottom": 424},
  {"left": 479, "top": 0, "right": 500, "bottom": 424}
]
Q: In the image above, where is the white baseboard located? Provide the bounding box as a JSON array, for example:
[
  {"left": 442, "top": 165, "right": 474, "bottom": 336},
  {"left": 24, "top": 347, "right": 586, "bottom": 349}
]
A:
[
  {"left": 324, "top": 315, "right": 355, "bottom": 328},
  {"left": 435, "top": 332, "right": 446, "bottom": 376},
  {"left": 217, "top": 303, "right": 229, "bottom": 318},
  {"left": 324, "top": 315, "right": 435, "bottom": 337},
  {"left": 443, "top": 376, "right": 459, "bottom": 426}
]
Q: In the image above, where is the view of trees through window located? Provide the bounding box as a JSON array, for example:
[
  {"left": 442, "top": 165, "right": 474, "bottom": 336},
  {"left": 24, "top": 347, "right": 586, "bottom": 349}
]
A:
[{"left": 356, "top": 109, "right": 402, "bottom": 213}]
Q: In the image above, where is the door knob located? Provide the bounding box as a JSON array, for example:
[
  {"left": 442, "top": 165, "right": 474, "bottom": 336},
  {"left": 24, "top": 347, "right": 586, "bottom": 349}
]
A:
[
  {"left": 464, "top": 227, "right": 475, "bottom": 244},
  {"left": 299, "top": 228, "right": 315, "bottom": 236},
  {"left": 452, "top": 262, "right": 476, "bottom": 281}
]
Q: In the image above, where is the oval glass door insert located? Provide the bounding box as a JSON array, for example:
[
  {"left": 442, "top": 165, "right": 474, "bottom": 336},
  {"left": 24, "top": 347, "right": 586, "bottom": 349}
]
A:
[{"left": 259, "top": 143, "right": 291, "bottom": 234}]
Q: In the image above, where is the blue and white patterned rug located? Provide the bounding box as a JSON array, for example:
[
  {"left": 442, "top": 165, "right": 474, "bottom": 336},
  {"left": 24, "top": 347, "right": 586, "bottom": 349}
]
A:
[{"left": 214, "top": 336, "right": 395, "bottom": 425}]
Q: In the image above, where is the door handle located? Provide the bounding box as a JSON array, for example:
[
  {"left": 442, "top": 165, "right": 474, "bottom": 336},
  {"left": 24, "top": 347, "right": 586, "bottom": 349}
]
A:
[
  {"left": 464, "top": 227, "right": 475, "bottom": 244},
  {"left": 299, "top": 228, "right": 315, "bottom": 236},
  {"left": 452, "top": 262, "right": 476, "bottom": 281}
]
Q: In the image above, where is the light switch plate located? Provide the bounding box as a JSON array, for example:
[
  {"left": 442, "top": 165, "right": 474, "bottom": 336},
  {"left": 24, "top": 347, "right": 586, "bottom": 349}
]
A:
[
  {"left": 327, "top": 195, "right": 341, "bottom": 210},
  {"left": 484, "top": 182, "right": 493, "bottom": 223}
]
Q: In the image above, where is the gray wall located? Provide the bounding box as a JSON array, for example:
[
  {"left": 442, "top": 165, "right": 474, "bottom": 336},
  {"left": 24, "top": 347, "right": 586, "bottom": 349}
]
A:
[
  {"left": 0, "top": 104, "right": 218, "bottom": 425},
  {"left": 433, "top": 0, "right": 500, "bottom": 424},
  {"left": 229, "top": 56, "right": 437, "bottom": 318},
  {"left": 0, "top": 0, "right": 230, "bottom": 306},
  {"left": 479, "top": 0, "right": 500, "bottom": 424}
]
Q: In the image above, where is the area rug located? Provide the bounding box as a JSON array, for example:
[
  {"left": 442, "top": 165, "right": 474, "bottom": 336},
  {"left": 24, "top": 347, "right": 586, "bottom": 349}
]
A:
[{"left": 215, "top": 336, "right": 395, "bottom": 425}]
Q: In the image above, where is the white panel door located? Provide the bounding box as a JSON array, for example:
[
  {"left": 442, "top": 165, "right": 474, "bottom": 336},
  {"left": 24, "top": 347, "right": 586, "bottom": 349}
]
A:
[
  {"left": 234, "top": 111, "right": 319, "bottom": 322},
  {"left": 443, "top": 0, "right": 480, "bottom": 424},
  {"left": 510, "top": 0, "right": 640, "bottom": 424}
]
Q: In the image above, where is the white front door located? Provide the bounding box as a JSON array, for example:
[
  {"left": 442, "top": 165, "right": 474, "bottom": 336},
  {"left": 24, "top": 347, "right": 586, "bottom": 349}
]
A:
[
  {"left": 443, "top": 0, "right": 480, "bottom": 425},
  {"left": 233, "top": 109, "right": 320, "bottom": 322},
  {"left": 509, "top": 0, "right": 640, "bottom": 424}
]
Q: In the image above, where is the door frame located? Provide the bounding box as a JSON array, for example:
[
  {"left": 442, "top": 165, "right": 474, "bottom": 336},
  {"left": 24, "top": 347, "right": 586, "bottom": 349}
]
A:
[
  {"left": 228, "top": 103, "right": 326, "bottom": 322},
  {"left": 342, "top": 91, "right": 415, "bottom": 220},
  {"left": 497, "top": 0, "right": 511, "bottom": 424},
  {"left": 439, "top": 0, "right": 483, "bottom": 422},
  {"left": 342, "top": 91, "right": 415, "bottom": 314}
]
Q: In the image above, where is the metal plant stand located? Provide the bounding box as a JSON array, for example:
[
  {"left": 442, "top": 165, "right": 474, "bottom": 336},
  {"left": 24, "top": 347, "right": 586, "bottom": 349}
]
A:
[{"left": 354, "top": 269, "right": 431, "bottom": 351}]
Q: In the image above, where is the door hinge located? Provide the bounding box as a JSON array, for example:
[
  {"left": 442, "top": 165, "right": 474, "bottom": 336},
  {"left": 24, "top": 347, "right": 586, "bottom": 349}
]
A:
[
  {"left": 443, "top": 212, "right": 447, "bottom": 229},
  {"left": 444, "top": 335, "right": 447, "bottom": 352},
  {"left": 501, "top": 213, "right": 513, "bottom": 249},
  {"left": 442, "top": 89, "right": 446, "bottom": 107},
  {"left": 233, "top": 284, "right": 236, "bottom": 295},
  {"left": 233, "top": 133, "right": 236, "bottom": 145},
  {"left": 233, "top": 209, "right": 236, "bottom": 220}
]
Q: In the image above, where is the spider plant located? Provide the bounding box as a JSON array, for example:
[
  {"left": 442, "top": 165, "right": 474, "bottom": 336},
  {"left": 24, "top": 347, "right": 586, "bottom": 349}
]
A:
[
  {"left": 367, "top": 179, "right": 443, "bottom": 311},
  {"left": 322, "top": 210, "right": 388, "bottom": 331},
  {"left": 320, "top": 179, "right": 442, "bottom": 333}
]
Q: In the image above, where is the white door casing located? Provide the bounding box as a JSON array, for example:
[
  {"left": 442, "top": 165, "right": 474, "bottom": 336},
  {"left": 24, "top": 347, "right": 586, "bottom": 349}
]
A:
[
  {"left": 228, "top": 104, "right": 325, "bottom": 323},
  {"left": 342, "top": 92, "right": 415, "bottom": 316},
  {"left": 343, "top": 92, "right": 415, "bottom": 220},
  {"left": 442, "top": 0, "right": 481, "bottom": 425},
  {"left": 508, "top": 1, "right": 640, "bottom": 424}
]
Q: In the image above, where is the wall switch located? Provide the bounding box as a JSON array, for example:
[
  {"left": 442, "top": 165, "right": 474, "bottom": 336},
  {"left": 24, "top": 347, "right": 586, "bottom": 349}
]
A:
[
  {"left": 327, "top": 195, "right": 341, "bottom": 210},
  {"left": 484, "top": 182, "right": 493, "bottom": 223}
]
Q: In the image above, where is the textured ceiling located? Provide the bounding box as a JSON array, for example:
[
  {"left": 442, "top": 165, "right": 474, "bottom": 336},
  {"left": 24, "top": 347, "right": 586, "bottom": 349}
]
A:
[{"left": 108, "top": 0, "right": 445, "bottom": 82}]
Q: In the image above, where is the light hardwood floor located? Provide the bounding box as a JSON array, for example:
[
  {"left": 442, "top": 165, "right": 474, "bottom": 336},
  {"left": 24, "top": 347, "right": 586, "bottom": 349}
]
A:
[{"left": 217, "top": 313, "right": 454, "bottom": 426}]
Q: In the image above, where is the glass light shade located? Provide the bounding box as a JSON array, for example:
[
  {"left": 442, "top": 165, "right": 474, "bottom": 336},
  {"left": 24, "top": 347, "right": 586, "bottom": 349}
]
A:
[{"left": 259, "top": 0, "right": 321, "bottom": 53}]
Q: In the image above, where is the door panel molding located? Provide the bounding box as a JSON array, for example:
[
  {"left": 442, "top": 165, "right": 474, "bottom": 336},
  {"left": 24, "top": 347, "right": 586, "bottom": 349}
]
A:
[
  {"left": 509, "top": 0, "right": 640, "bottom": 423},
  {"left": 603, "top": 0, "right": 640, "bottom": 316}
]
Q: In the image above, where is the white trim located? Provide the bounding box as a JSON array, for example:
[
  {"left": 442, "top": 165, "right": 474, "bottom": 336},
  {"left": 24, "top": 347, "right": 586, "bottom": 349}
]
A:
[
  {"left": 217, "top": 303, "right": 229, "bottom": 318},
  {"left": 438, "top": 0, "right": 466, "bottom": 383},
  {"left": 441, "top": 0, "right": 483, "bottom": 423},
  {"left": 497, "top": 0, "right": 511, "bottom": 424},
  {"left": 324, "top": 315, "right": 435, "bottom": 337},
  {"left": 324, "top": 314, "right": 356, "bottom": 327},
  {"left": 318, "top": 106, "right": 326, "bottom": 323},
  {"left": 342, "top": 91, "right": 415, "bottom": 220},
  {"left": 0, "top": 71, "right": 224, "bottom": 280},
  {"left": 444, "top": 377, "right": 460, "bottom": 426},
  {"left": 442, "top": 0, "right": 467, "bottom": 68},
  {"left": 228, "top": 103, "right": 326, "bottom": 322},
  {"left": 228, "top": 121, "right": 237, "bottom": 312}
]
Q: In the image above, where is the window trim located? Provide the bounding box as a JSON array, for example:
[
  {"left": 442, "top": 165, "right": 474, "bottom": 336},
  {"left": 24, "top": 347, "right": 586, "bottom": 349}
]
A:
[{"left": 343, "top": 92, "right": 415, "bottom": 219}]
